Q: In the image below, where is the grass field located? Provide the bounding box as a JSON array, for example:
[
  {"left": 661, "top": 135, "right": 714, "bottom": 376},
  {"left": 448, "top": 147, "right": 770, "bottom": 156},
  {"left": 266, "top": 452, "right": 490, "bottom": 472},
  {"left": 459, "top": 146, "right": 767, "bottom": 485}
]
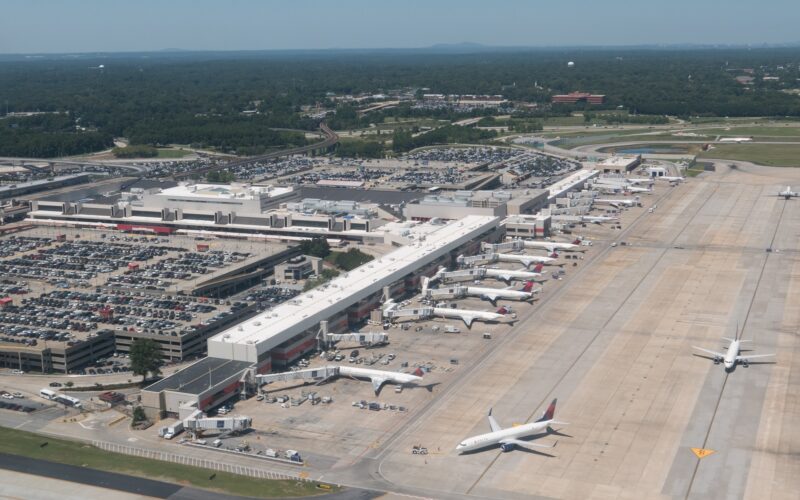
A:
[
  {"left": 699, "top": 143, "right": 800, "bottom": 167},
  {"left": 157, "top": 148, "right": 192, "bottom": 158},
  {"left": 690, "top": 126, "right": 800, "bottom": 138},
  {"left": 0, "top": 427, "right": 331, "bottom": 498}
]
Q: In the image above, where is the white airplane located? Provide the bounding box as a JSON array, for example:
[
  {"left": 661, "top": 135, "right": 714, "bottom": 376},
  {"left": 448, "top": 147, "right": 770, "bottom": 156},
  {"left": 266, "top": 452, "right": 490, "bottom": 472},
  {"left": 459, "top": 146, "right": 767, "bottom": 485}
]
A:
[
  {"left": 581, "top": 215, "right": 619, "bottom": 224},
  {"left": 484, "top": 263, "right": 548, "bottom": 284},
  {"left": 515, "top": 239, "right": 586, "bottom": 253},
  {"left": 624, "top": 185, "right": 653, "bottom": 194},
  {"left": 338, "top": 365, "right": 424, "bottom": 394},
  {"left": 382, "top": 299, "right": 511, "bottom": 328},
  {"left": 431, "top": 306, "right": 510, "bottom": 328},
  {"left": 778, "top": 186, "right": 799, "bottom": 200},
  {"left": 658, "top": 176, "right": 684, "bottom": 183},
  {"left": 594, "top": 197, "right": 640, "bottom": 209},
  {"left": 494, "top": 252, "right": 557, "bottom": 268},
  {"left": 422, "top": 277, "right": 536, "bottom": 305},
  {"left": 692, "top": 337, "right": 775, "bottom": 371},
  {"left": 626, "top": 177, "right": 655, "bottom": 186},
  {"left": 456, "top": 399, "right": 566, "bottom": 454},
  {"left": 434, "top": 264, "right": 547, "bottom": 285}
]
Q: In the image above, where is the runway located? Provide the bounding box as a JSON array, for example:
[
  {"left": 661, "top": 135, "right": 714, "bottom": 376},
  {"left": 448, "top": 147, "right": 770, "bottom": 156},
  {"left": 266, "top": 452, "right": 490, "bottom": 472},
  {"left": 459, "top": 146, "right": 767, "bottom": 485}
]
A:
[{"left": 374, "top": 165, "right": 800, "bottom": 499}]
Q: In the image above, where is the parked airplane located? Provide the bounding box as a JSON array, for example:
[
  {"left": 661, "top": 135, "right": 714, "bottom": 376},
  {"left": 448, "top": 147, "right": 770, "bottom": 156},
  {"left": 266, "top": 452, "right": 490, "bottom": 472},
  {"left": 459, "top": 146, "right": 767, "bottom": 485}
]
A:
[
  {"left": 456, "top": 399, "right": 566, "bottom": 454},
  {"left": 515, "top": 239, "right": 586, "bottom": 253},
  {"left": 422, "top": 277, "right": 536, "bottom": 305},
  {"left": 382, "top": 299, "right": 511, "bottom": 328},
  {"left": 581, "top": 215, "right": 620, "bottom": 224},
  {"left": 692, "top": 336, "right": 775, "bottom": 371},
  {"left": 431, "top": 306, "right": 511, "bottom": 328},
  {"left": 338, "top": 365, "right": 424, "bottom": 394},
  {"left": 658, "top": 176, "right": 685, "bottom": 183},
  {"left": 494, "top": 252, "right": 557, "bottom": 268},
  {"left": 459, "top": 253, "right": 557, "bottom": 269},
  {"left": 624, "top": 185, "right": 653, "bottom": 194},
  {"left": 433, "top": 264, "right": 547, "bottom": 285},
  {"left": 594, "top": 197, "right": 640, "bottom": 209},
  {"left": 778, "top": 186, "right": 799, "bottom": 200},
  {"left": 484, "top": 263, "right": 548, "bottom": 284}
]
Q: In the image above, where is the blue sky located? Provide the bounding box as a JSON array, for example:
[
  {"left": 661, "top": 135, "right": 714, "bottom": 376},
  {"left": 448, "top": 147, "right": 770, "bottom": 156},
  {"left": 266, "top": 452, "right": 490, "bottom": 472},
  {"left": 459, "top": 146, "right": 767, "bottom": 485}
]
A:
[{"left": 1, "top": 0, "right": 798, "bottom": 53}]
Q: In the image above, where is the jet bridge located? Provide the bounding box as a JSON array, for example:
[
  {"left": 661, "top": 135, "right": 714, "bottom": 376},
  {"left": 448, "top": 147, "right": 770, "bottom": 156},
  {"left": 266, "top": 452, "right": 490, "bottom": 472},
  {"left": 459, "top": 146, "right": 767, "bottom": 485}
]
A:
[
  {"left": 256, "top": 366, "right": 340, "bottom": 386},
  {"left": 325, "top": 332, "right": 388, "bottom": 347},
  {"left": 481, "top": 240, "right": 524, "bottom": 253}
]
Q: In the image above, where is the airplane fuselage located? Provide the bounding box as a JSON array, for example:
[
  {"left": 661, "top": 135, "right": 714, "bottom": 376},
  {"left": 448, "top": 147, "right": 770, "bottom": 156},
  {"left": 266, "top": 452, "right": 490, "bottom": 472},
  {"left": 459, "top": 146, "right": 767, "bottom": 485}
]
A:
[
  {"left": 483, "top": 268, "right": 545, "bottom": 283},
  {"left": 456, "top": 420, "right": 550, "bottom": 453},
  {"left": 724, "top": 340, "right": 740, "bottom": 371}
]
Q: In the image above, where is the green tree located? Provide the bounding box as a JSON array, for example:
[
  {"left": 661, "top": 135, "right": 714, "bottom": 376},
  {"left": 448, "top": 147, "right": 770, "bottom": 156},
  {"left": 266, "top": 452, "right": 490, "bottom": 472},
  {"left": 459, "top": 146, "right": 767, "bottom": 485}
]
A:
[
  {"left": 298, "top": 237, "right": 331, "bottom": 258},
  {"left": 129, "top": 339, "right": 163, "bottom": 381},
  {"left": 132, "top": 405, "right": 147, "bottom": 423}
]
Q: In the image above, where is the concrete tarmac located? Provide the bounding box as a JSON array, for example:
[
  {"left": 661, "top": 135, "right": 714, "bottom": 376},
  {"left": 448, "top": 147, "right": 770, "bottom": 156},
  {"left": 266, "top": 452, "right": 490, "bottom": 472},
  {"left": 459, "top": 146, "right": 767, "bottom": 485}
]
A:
[{"left": 374, "top": 165, "right": 800, "bottom": 499}]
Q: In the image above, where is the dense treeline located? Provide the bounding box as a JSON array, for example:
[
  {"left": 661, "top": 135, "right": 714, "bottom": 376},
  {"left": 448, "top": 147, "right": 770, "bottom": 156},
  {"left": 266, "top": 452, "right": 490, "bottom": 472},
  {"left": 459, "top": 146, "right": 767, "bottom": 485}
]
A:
[
  {"left": 0, "top": 113, "right": 112, "bottom": 157},
  {"left": 125, "top": 114, "right": 308, "bottom": 155},
  {"left": 334, "top": 140, "right": 385, "bottom": 158},
  {"left": 1, "top": 48, "right": 800, "bottom": 157},
  {"left": 392, "top": 125, "right": 497, "bottom": 152}
]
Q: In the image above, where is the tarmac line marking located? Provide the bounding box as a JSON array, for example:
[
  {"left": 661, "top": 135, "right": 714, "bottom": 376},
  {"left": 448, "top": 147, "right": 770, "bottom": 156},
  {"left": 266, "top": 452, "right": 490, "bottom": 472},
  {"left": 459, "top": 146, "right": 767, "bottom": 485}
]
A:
[{"left": 691, "top": 448, "right": 716, "bottom": 459}]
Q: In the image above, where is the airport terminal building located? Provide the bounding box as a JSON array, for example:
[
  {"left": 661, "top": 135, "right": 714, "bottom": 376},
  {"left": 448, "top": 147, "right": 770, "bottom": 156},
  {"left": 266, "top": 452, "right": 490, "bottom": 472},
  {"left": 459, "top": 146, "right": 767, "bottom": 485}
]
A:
[{"left": 141, "top": 215, "right": 501, "bottom": 417}]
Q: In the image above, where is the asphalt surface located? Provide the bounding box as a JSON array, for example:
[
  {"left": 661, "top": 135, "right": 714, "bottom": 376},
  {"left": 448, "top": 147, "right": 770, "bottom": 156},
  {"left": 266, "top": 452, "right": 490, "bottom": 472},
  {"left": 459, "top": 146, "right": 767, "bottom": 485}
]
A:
[
  {"left": 0, "top": 452, "right": 182, "bottom": 498},
  {"left": 0, "top": 452, "right": 380, "bottom": 500}
]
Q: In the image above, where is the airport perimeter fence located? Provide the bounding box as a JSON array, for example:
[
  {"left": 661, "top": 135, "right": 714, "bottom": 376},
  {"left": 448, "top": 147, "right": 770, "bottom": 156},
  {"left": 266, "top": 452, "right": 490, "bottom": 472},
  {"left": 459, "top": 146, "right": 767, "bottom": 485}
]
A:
[{"left": 91, "top": 440, "right": 305, "bottom": 481}]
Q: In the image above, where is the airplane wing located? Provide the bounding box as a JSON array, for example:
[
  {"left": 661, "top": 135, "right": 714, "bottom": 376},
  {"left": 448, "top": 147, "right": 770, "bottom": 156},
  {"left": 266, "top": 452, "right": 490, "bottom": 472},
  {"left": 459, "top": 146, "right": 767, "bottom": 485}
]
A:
[
  {"left": 461, "top": 316, "right": 475, "bottom": 328},
  {"left": 481, "top": 293, "right": 499, "bottom": 303},
  {"left": 692, "top": 346, "right": 724, "bottom": 358},
  {"left": 369, "top": 377, "right": 387, "bottom": 394},
  {"left": 499, "top": 438, "right": 555, "bottom": 450},
  {"left": 736, "top": 354, "right": 775, "bottom": 360},
  {"left": 487, "top": 409, "right": 501, "bottom": 432}
]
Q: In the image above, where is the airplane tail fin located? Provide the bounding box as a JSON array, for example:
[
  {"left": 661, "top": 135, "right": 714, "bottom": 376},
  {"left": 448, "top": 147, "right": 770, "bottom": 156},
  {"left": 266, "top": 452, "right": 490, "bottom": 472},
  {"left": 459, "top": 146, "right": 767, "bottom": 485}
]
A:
[
  {"left": 521, "top": 281, "right": 534, "bottom": 293},
  {"left": 572, "top": 238, "right": 581, "bottom": 245},
  {"left": 532, "top": 263, "right": 544, "bottom": 273},
  {"left": 412, "top": 367, "right": 424, "bottom": 378},
  {"left": 550, "top": 252, "right": 559, "bottom": 258},
  {"left": 536, "top": 398, "right": 557, "bottom": 423}
]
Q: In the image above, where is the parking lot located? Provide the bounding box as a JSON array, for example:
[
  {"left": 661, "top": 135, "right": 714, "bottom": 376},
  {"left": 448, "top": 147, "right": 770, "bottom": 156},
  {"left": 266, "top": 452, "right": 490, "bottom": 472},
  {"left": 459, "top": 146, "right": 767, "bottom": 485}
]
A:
[{"left": 0, "top": 226, "right": 293, "bottom": 373}]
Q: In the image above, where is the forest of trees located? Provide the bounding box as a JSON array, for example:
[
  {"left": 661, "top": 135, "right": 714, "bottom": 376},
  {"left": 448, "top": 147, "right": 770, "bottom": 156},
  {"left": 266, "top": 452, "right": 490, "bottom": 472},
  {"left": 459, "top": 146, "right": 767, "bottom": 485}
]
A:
[{"left": 2, "top": 48, "right": 800, "bottom": 157}]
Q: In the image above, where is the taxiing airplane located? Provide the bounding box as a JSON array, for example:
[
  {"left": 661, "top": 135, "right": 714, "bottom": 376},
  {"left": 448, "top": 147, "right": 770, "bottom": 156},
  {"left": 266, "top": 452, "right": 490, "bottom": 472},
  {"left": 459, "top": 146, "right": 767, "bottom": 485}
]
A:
[
  {"left": 692, "top": 336, "right": 775, "bottom": 371},
  {"left": 778, "top": 186, "right": 799, "bottom": 200},
  {"left": 456, "top": 399, "right": 566, "bottom": 454},
  {"left": 338, "top": 365, "right": 424, "bottom": 394}
]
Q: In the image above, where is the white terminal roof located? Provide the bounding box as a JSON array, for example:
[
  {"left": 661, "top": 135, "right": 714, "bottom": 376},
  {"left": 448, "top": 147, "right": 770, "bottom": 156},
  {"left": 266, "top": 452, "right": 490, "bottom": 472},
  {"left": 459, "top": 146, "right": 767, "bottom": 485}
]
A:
[
  {"left": 597, "top": 156, "right": 640, "bottom": 167},
  {"left": 548, "top": 168, "right": 599, "bottom": 201},
  {"left": 157, "top": 183, "right": 292, "bottom": 200},
  {"left": 207, "top": 215, "right": 499, "bottom": 363}
]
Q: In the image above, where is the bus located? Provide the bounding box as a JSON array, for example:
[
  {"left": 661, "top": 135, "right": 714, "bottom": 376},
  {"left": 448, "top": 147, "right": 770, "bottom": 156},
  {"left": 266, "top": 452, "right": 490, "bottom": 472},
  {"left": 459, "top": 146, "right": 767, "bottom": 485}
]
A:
[{"left": 39, "top": 388, "right": 57, "bottom": 400}]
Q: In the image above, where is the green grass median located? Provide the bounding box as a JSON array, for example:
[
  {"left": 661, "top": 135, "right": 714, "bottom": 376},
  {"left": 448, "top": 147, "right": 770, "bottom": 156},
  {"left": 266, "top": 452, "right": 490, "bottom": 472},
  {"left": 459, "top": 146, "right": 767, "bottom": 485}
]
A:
[{"left": 0, "top": 427, "right": 334, "bottom": 498}]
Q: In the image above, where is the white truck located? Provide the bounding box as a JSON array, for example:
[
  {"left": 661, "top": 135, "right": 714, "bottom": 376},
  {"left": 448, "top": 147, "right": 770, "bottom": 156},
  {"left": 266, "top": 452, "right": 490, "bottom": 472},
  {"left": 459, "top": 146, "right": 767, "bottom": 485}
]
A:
[{"left": 162, "top": 421, "right": 184, "bottom": 440}]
